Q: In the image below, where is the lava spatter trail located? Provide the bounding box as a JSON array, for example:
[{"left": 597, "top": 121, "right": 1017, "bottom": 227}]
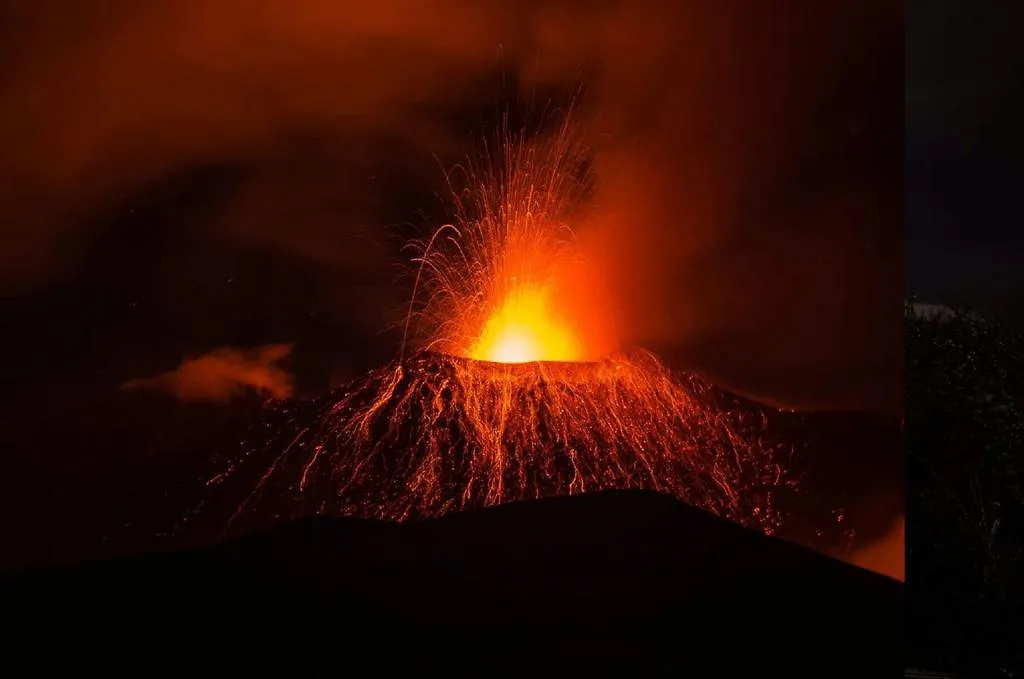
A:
[
  {"left": 189, "top": 109, "right": 790, "bottom": 540},
  {"left": 197, "top": 350, "right": 785, "bottom": 539}
]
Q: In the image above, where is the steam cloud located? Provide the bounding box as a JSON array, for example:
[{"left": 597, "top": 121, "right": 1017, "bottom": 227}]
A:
[
  {"left": 0, "top": 0, "right": 900, "bottom": 412},
  {"left": 121, "top": 344, "right": 294, "bottom": 403}
]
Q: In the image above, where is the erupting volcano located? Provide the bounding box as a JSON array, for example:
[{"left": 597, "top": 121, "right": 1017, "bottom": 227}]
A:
[{"left": 199, "top": 113, "right": 788, "bottom": 539}]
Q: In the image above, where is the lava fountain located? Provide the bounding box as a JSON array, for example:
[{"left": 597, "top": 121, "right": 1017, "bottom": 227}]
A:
[
  {"left": 201, "top": 112, "right": 787, "bottom": 539},
  {"left": 403, "top": 108, "right": 614, "bottom": 364}
]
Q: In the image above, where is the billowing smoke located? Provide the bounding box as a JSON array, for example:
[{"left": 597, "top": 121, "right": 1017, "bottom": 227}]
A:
[
  {"left": 0, "top": 0, "right": 900, "bottom": 412},
  {"left": 122, "top": 343, "right": 294, "bottom": 402},
  {"left": 563, "top": 1, "right": 901, "bottom": 412}
]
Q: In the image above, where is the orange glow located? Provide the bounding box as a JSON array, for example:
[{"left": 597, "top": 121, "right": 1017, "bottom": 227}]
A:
[
  {"left": 212, "top": 113, "right": 787, "bottom": 539},
  {"left": 400, "top": 109, "right": 617, "bottom": 365},
  {"left": 469, "top": 286, "right": 581, "bottom": 363}
]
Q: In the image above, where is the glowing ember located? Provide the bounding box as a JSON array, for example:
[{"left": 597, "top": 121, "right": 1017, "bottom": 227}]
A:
[{"left": 195, "top": 109, "right": 789, "bottom": 539}]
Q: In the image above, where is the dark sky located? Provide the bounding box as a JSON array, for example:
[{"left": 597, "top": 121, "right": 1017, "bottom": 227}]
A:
[
  {"left": 907, "top": 1, "right": 1024, "bottom": 320},
  {"left": 1, "top": 1, "right": 904, "bottom": 413}
]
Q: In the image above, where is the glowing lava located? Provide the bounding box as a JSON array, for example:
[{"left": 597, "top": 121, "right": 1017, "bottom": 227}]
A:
[
  {"left": 398, "top": 107, "right": 617, "bottom": 365},
  {"left": 209, "top": 350, "right": 785, "bottom": 538},
  {"left": 469, "top": 286, "right": 581, "bottom": 363},
  {"left": 197, "top": 109, "right": 789, "bottom": 542}
]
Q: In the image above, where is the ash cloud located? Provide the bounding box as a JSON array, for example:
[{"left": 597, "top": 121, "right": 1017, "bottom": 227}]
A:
[
  {"left": 121, "top": 343, "right": 295, "bottom": 403},
  {"left": 0, "top": 0, "right": 521, "bottom": 293},
  {"left": 1, "top": 0, "right": 900, "bottom": 412}
]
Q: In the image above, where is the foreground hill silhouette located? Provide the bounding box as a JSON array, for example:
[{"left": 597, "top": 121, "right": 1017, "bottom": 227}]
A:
[{"left": 6, "top": 489, "right": 900, "bottom": 674}]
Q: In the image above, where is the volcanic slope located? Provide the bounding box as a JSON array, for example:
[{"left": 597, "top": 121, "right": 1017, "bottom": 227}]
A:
[{"left": 188, "top": 350, "right": 788, "bottom": 543}]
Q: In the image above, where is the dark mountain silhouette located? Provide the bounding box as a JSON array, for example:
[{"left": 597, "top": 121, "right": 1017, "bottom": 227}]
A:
[{"left": 5, "top": 489, "right": 900, "bottom": 674}]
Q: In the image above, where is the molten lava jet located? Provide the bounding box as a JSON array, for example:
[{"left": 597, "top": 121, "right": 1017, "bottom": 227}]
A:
[
  {"left": 197, "top": 113, "right": 788, "bottom": 540},
  {"left": 469, "top": 286, "right": 581, "bottom": 364}
]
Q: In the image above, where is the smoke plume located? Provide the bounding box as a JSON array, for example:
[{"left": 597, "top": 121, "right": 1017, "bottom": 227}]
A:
[
  {"left": 121, "top": 344, "right": 294, "bottom": 403},
  {"left": 1, "top": 0, "right": 900, "bottom": 411}
]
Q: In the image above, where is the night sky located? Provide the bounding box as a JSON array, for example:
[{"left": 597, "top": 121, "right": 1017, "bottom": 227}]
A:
[{"left": 907, "top": 1, "right": 1024, "bottom": 321}]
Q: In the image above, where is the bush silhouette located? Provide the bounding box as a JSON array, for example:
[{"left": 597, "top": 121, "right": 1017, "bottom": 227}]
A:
[{"left": 906, "top": 301, "right": 1024, "bottom": 675}]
